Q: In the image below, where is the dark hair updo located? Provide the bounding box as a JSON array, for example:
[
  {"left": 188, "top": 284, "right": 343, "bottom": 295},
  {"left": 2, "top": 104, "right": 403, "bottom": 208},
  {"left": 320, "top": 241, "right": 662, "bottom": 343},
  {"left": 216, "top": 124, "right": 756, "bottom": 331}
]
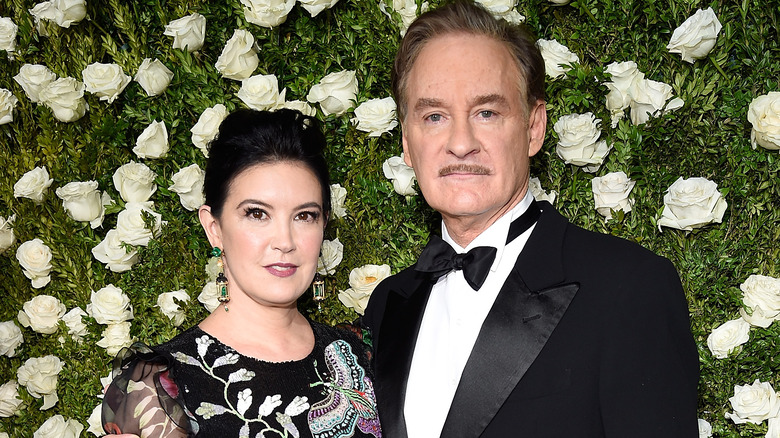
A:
[{"left": 203, "top": 109, "right": 331, "bottom": 218}]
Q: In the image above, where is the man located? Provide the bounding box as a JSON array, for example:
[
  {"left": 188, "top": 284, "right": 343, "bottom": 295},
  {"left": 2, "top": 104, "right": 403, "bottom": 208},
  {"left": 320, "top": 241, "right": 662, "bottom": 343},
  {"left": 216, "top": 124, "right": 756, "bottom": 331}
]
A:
[{"left": 363, "top": 2, "right": 699, "bottom": 437}]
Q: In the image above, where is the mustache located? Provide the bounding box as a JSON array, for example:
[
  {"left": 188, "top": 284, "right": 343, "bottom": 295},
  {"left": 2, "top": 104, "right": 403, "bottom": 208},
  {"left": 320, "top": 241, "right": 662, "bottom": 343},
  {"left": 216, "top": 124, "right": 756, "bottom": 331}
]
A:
[{"left": 438, "top": 164, "right": 491, "bottom": 176}]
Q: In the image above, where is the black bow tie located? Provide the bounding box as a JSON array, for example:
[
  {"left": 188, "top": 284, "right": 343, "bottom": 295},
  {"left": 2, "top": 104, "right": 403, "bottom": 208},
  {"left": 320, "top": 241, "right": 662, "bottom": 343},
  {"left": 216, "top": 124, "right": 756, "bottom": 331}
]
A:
[{"left": 415, "top": 200, "right": 540, "bottom": 291}]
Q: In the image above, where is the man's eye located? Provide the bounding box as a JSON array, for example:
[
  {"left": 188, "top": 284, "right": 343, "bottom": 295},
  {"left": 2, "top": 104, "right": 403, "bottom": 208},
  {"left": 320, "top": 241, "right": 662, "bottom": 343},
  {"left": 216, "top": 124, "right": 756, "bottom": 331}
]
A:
[
  {"left": 426, "top": 113, "right": 442, "bottom": 122},
  {"left": 479, "top": 110, "right": 494, "bottom": 118}
]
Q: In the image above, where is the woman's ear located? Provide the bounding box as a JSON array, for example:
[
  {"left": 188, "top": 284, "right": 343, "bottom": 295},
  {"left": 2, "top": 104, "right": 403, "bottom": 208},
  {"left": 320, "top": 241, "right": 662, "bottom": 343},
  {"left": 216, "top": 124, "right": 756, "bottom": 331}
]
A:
[{"left": 198, "top": 205, "right": 222, "bottom": 248}]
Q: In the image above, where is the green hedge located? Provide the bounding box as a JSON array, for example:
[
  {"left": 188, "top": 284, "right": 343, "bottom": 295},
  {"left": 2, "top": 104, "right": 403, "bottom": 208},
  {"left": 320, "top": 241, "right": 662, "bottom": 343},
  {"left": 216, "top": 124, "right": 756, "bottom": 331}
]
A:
[{"left": 0, "top": 0, "right": 778, "bottom": 436}]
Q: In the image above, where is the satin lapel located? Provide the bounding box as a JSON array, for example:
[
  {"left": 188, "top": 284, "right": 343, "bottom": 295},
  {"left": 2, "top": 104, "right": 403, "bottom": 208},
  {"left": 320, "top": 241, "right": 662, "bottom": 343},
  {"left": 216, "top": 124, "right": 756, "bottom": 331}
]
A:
[
  {"left": 374, "top": 277, "right": 433, "bottom": 438},
  {"left": 440, "top": 201, "right": 579, "bottom": 437}
]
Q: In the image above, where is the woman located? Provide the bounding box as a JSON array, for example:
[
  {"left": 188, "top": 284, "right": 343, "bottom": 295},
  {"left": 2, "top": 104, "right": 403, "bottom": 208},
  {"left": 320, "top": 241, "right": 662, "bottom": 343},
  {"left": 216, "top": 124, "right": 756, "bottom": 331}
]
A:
[{"left": 101, "top": 109, "right": 382, "bottom": 438}]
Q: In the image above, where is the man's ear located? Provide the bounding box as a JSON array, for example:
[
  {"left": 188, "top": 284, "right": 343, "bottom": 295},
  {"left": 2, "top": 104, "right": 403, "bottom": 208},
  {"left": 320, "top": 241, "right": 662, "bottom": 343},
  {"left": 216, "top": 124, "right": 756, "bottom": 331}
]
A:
[
  {"left": 401, "top": 126, "right": 413, "bottom": 167},
  {"left": 527, "top": 100, "right": 547, "bottom": 157},
  {"left": 198, "top": 205, "right": 222, "bottom": 249}
]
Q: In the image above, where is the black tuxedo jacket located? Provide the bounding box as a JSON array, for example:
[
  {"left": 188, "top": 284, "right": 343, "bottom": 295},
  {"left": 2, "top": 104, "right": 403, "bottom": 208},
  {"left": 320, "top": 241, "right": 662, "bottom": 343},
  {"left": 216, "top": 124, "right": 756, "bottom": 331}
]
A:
[{"left": 364, "top": 201, "right": 699, "bottom": 438}]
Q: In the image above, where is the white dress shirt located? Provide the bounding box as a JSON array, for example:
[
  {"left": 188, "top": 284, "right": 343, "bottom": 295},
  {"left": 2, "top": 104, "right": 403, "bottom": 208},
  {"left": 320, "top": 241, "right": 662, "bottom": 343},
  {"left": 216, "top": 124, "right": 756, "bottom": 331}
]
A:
[{"left": 404, "top": 192, "right": 537, "bottom": 438}]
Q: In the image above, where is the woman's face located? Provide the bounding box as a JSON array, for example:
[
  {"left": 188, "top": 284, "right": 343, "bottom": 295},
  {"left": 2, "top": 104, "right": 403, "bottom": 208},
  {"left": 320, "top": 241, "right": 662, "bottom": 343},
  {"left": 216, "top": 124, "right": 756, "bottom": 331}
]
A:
[{"left": 200, "top": 161, "right": 325, "bottom": 309}]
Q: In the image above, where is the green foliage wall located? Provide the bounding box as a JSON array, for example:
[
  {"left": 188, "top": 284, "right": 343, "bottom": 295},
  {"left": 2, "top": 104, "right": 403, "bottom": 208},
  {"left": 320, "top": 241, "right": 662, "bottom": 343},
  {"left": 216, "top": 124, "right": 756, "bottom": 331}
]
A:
[{"left": 0, "top": 0, "right": 778, "bottom": 436}]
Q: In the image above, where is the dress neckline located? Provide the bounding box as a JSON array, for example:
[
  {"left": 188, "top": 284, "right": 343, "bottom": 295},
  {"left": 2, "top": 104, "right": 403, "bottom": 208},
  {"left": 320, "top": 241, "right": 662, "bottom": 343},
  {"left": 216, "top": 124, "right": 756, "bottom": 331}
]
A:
[{"left": 190, "top": 319, "right": 320, "bottom": 365}]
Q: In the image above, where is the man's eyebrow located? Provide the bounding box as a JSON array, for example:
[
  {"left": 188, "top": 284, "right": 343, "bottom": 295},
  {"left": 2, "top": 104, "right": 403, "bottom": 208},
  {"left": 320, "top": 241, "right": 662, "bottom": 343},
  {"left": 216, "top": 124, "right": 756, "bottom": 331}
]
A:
[
  {"left": 470, "top": 93, "right": 509, "bottom": 107},
  {"left": 413, "top": 97, "right": 445, "bottom": 113}
]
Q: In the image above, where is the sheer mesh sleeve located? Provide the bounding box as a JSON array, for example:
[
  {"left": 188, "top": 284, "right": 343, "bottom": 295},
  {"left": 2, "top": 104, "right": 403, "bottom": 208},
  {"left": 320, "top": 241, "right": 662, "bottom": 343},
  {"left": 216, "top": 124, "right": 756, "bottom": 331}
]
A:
[{"left": 102, "top": 343, "right": 197, "bottom": 437}]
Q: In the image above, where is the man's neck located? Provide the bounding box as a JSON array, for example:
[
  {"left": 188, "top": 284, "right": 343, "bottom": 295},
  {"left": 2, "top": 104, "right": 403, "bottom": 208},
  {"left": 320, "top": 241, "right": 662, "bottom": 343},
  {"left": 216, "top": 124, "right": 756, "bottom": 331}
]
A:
[{"left": 442, "top": 190, "right": 529, "bottom": 247}]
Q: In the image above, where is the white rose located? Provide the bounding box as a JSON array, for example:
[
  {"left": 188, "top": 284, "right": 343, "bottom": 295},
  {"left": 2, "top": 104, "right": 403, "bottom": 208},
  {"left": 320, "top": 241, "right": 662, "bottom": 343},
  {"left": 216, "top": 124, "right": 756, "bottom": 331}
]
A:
[
  {"left": 299, "top": 0, "right": 339, "bottom": 16},
  {"left": 191, "top": 104, "right": 228, "bottom": 157},
  {"left": 529, "top": 176, "right": 557, "bottom": 204},
  {"left": 658, "top": 177, "right": 727, "bottom": 231},
  {"left": 113, "top": 161, "right": 157, "bottom": 203},
  {"left": 0, "top": 380, "right": 24, "bottom": 417},
  {"left": 738, "top": 274, "right": 780, "bottom": 328},
  {"left": 628, "top": 78, "right": 684, "bottom": 125},
  {"left": 81, "top": 62, "right": 131, "bottom": 103},
  {"left": 0, "top": 17, "right": 18, "bottom": 53},
  {"left": 169, "top": 164, "right": 205, "bottom": 211},
  {"left": 241, "top": 0, "right": 295, "bottom": 28},
  {"left": 548, "top": 0, "right": 570, "bottom": 4},
  {"left": 164, "top": 13, "right": 206, "bottom": 52},
  {"left": 17, "top": 294, "right": 65, "bottom": 334},
  {"left": 115, "top": 201, "right": 163, "bottom": 246},
  {"left": 536, "top": 39, "right": 579, "bottom": 79},
  {"left": 133, "top": 120, "right": 169, "bottom": 159},
  {"left": 553, "top": 112, "right": 611, "bottom": 172},
  {"left": 747, "top": 91, "right": 780, "bottom": 151},
  {"left": 706, "top": 318, "right": 750, "bottom": 359},
  {"left": 16, "top": 355, "right": 63, "bottom": 410},
  {"left": 0, "top": 214, "right": 15, "bottom": 254},
  {"left": 349, "top": 264, "right": 391, "bottom": 294},
  {"left": 134, "top": 58, "right": 174, "bottom": 96},
  {"left": 591, "top": 171, "right": 635, "bottom": 220},
  {"left": 199, "top": 281, "right": 220, "bottom": 312},
  {"left": 38, "top": 77, "right": 87, "bottom": 122},
  {"left": 91, "top": 229, "right": 139, "bottom": 273},
  {"left": 55, "top": 180, "right": 110, "bottom": 228},
  {"left": 667, "top": 8, "right": 722, "bottom": 63},
  {"left": 215, "top": 29, "right": 259, "bottom": 81},
  {"left": 15, "top": 239, "right": 53, "bottom": 288},
  {"left": 382, "top": 154, "right": 417, "bottom": 196},
  {"left": 330, "top": 183, "right": 347, "bottom": 218},
  {"left": 725, "top": 379, "right": 780, "bottom": 424},
  {"left": 281, "top": 100, "right": 316, "bottom": 116},
  {"left": 61, "top": 307, "right": 88, "bottom": 341},
  {"left": 87, "top": 284, "right": 133, "bottom": 324},
  {"left": 474, "top": 0, "right": 516, "bottom": 14},
  {"left": 29, "top": 2, "right": 56, "bottom": 35},
  {"left": 0, "top": 89, "right": 18, "bottom": 125},
  {"left": 697, "top": 419, "right": 712, "bottom": 438},
  {"left": 157, "top": 290, "right": 190, "bottom": 326},
  {"left": 13, "top": 64, "right": 56, "bottom": 103},
  {"left": 604, "top": 61, "right": 644, "bottom": 126},
  {"left": 307, "top": 70, "right": 358, "bottom": 116},
  {"left": 0, "top": 321, "right": 23, "bottom": 357},
  {"left": 13, "top": 166, "right": 53, "bottom": 203},
  {"left": 338, "top": 289, "right": 370, "bottom": 315},
  {"left": 769, "top": 417, "right": 780, "bottom": 438},
  {"left": 237, "top": 74, "right": 286, "bottom": 110},
  {"left": 205, "top": 255, "right": 220, "bottom": 281},
  {"left": 96, "top": 322, "right": 134, "bottom": 356},
  {"left": 51, "top": 0, "right": 86, "bottom": 27},
  {"left": 33, "top": 414, "right": 84, "bottom": 438},
  {"left": 317, "top": 238, "right": 344, "bottom": 275},
  {"left": 86, "top": 404, "right": 103, "bottom": 437},
  {"left": 352, "top": 97, "right": 398, "bottom": 137},
  {"left": 384, "top": 0, "right": 429, "bottom": 36}
]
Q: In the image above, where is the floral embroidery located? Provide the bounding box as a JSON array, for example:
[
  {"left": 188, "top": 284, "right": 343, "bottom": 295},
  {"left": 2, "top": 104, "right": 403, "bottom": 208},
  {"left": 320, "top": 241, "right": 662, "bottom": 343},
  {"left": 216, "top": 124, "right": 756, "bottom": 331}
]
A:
[
  {"left": 176, "top": 334, "right": 311, "bottom": 436},
  {"left": 308, "top": 340, "right": 382, "bottom": 438}
]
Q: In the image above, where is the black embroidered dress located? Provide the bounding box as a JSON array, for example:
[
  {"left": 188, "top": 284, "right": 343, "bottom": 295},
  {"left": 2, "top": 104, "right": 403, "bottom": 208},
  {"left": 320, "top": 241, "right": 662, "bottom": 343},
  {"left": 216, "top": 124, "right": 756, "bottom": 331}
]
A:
[{"left": 102, "top": 320, "right": 382, "bottom": 438}]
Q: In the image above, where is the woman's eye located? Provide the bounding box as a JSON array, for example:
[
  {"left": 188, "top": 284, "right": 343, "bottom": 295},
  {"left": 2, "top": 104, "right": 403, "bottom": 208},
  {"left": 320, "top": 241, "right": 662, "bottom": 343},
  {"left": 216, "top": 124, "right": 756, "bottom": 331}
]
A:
[
  {"left": 296, "top": 211, "right": 320, "bottom": 222},
  {"left": 245, "top": 208, "right": 267, "bottom": 220}
]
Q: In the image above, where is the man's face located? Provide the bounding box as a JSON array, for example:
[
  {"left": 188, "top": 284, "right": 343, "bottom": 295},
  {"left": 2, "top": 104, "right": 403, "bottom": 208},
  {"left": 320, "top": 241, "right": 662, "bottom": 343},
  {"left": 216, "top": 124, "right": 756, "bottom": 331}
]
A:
[{"left": 402, "top": 33, "right": 546, "bottom": 237}]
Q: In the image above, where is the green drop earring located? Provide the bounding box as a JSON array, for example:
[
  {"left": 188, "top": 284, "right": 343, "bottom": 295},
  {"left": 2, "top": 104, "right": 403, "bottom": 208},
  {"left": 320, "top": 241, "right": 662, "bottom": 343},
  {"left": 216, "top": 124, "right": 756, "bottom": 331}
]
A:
[{"left": 212, "top": 247, "right": 229, "bottom": 312}]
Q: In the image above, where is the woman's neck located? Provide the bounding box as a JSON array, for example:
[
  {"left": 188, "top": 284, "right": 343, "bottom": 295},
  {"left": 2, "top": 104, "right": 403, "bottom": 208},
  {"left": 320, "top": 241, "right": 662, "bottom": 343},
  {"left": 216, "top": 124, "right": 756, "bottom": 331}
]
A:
[{"left": 198, "top": 301, "right": 315, "bottom": 362}]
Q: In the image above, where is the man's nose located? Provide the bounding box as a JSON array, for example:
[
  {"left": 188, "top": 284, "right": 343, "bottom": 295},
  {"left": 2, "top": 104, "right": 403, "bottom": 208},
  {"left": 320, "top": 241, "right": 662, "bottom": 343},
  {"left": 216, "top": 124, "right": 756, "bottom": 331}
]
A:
[{"left": 445, "top": 118, "right": 480, "bottom": 158}]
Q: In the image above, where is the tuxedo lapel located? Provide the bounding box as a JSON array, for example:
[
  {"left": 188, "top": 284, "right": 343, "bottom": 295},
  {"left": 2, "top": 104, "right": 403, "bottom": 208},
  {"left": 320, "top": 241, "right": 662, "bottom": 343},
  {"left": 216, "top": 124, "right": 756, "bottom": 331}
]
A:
[
  {"left": 374, "top": 272, "right": 432, "bottom": 438},
  {"left": 440, "top": 201, "right": 580, "bottom": 437}
]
